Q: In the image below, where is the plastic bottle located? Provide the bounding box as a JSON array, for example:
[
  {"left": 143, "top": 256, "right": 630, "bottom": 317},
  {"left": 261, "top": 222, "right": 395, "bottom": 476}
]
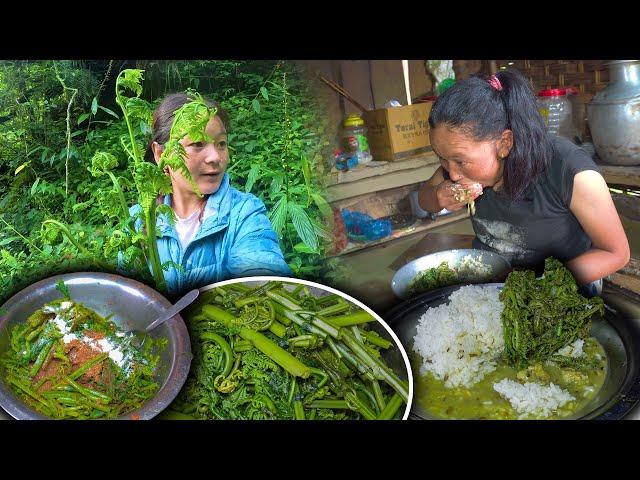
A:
[
  {"left": 537, "top": 87, "right": 578, "bottom": 139},
  {"left": 342, "top": 114, "right": 372, "bottom": 164}
]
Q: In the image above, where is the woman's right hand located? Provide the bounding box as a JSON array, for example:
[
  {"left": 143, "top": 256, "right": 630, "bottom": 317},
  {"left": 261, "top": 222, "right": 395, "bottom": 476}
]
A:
[{"left": 435, "top": 180, "right": 483, "bottom": 211}]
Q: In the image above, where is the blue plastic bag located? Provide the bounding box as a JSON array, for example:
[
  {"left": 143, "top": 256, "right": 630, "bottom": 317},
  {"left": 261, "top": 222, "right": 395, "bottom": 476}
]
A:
[{"left": 341, "top": 210, "right": 392, "bottom": 241}]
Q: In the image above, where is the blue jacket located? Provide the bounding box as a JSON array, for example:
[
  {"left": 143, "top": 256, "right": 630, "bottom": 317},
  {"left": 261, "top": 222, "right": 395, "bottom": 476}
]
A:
[{"left": 129, "top": 173, "right": 291, "bottom": 294}]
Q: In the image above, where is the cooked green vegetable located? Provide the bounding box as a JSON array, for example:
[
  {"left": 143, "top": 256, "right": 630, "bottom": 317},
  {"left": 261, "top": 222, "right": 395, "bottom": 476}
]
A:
[
  {"left": 0, "top": 299, "right": 166, "bottom": 419},
  {"left": 165, "top": 281, "right": 409, "bottom": 420},
  {"left": 408, "top": 261, "right": 458, "bottom": 296},
  {"left": 500, "top": 257, "right": 605, "bottom": 369}
]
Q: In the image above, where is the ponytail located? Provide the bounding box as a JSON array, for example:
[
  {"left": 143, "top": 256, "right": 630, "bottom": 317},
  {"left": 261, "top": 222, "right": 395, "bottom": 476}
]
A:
[{"left": 429, "top": 68, "right": 552, "bottom": 200}]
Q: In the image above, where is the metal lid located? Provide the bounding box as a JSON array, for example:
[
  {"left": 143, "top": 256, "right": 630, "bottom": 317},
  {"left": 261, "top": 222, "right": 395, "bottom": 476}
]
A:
[
  {"left": 538, "top": 87, "right": 579, "bottom": 97},
  {"left": 591, "top": 60, "right": 640, "bottom": 105},
  {"left": 343, "top": 114, "right": 365, "bottom": 127}
]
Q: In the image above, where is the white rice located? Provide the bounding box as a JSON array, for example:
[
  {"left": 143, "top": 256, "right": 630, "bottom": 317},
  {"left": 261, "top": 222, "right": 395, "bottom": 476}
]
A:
[
  {"left": 457, "top": 255, "right": 492, "bottom": 279},
  {"left": 412, "top": 284, "right": 504, "bottom": 388},
  {"left": 493, "top": 379, "right": 575, "bottom": 418},
  {"left": 556, "top": 339, "right": 585, "bottom": 358}
]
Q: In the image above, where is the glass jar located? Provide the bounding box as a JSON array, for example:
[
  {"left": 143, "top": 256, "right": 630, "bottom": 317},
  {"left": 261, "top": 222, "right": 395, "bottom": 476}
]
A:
[
  {"left": 342, "top": 114, "right": 371, "bottom": 164},
  {"left": 537, "top": 87, "right": 578, "bottom": 139}
]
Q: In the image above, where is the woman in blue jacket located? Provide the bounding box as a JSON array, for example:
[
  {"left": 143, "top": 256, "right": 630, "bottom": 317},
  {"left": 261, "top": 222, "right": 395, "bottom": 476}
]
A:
[{"left": 131, "top": 92, "right": 291, "bottom": 294}]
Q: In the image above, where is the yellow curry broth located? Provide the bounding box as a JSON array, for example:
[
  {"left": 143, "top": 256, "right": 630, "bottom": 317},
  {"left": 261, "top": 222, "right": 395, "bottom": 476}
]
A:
[{"left": 413, "top": 338, "right": 608, "bottom": 420}]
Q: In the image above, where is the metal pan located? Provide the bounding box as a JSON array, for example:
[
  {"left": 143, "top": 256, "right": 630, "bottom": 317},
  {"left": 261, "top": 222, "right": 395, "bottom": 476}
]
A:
[
  {"left": 384, "top": 283, "right": 640, "bottom": 420},
  {"left": 0, "top": 272, "right": 192, "bottom": 420}
]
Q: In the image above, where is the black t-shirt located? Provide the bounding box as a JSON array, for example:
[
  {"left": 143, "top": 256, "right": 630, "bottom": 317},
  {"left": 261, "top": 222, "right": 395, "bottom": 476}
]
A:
[{"left": 445, "top": 136, "right": 599, "bottom": 274}]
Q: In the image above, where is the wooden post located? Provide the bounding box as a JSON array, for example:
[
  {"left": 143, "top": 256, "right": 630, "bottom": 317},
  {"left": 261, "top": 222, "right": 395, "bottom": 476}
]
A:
[{"left": 402, "top": 60, "right": 412, "bottom": 105}]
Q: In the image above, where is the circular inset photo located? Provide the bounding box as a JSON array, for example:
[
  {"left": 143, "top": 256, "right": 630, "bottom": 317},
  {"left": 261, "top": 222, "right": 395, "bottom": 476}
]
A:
[{"left": 162, "top": 276, "right": 413, "bottom": 420}]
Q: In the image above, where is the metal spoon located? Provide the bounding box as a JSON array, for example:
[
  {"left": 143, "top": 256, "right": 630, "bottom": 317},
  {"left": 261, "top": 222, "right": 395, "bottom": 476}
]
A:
[
  {"left": 125, "top": 289, "right": 199, "bottom": 349},
  {"left": 144, "top": 289, "right": 200, "bottom": 332}
]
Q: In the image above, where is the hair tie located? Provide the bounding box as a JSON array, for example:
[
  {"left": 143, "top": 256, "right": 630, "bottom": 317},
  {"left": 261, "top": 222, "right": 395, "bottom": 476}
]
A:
[{"left": 487, "top": 74, "right": 503, "bottom": 91}]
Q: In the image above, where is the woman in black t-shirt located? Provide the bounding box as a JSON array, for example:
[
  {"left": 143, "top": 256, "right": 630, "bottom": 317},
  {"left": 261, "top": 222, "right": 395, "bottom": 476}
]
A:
[{"left": 418, "top": 69, "right": 630, "bottom": 292}]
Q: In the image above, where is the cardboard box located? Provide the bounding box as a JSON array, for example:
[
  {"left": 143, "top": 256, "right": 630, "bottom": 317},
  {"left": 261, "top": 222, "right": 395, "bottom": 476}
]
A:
[{"left": 362, "top": 102, "right": 433, "bottom": 162}]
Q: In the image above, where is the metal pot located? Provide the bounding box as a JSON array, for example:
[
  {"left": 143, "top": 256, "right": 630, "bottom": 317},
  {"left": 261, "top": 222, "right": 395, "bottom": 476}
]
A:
[{"left": 587, "top": 60, "right": 640, "bottom": 166}]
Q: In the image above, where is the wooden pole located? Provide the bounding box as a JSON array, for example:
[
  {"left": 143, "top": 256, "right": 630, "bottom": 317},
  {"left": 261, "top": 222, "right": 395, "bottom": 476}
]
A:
[{"left": 402, "top": 60, "right": 412, "bottom": 105}]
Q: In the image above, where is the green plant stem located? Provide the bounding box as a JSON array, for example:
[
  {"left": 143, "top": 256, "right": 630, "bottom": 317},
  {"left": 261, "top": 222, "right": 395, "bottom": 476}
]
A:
[
  {"left": 201, "top": 304, "right": 311, "bottom": 378},
  {"left": 318, "top": 301, "right": 350, "bottom": 317},
  {"left": 361, "top": 330, "right": 393, "bottom": 349},
  {"left": 268, "top": 321, "right": 287, "bottom": 338},
  {"left": 308, "top": 400, "right": 349, "bottom": 409},
  {"left": 144, "top": 203, "right": 166, "bottom": 292},
  {"left": 325, "top": 311, "right": 375, "bottom": 328},
  {"left": 106, "top": 171, "right": 129, "bottom": 218},
  {"left": 377, "top": 393, "right": 404, "bottom": 420},
  {"left": 116, "top": 95, "right": 142, "bottom": 166},
  {"left": 344, "top": 391, "right": 377, "bottom": 420},
  {"left": 293, "top": 400, "right": 305, "bottom": 420},
  {"left": 69, "top": 352, "right": 109, "bottom": 380},
  {"left": 29, "top": 339, "right": 54, "bottom": 377},
  {"left": 200, "top": 331, "right": 234, "bottom": 377},
  {"left": 53, "top": 61, "right": 78, "bottom": 197},
  {"left": 0, "top": 216, "right": 45, "bottom": 255},
  {"left": 341, "top": 330, "right": 409, "bottom": 403},
  {"left": 267, "top": 291, "right": 340, "bottom": 339},
  {"left": 371, "top": 380, "right": 386, "bottom": 411}
]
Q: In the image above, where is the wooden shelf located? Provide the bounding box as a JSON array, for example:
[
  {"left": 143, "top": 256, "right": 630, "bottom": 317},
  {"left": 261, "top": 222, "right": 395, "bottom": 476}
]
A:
[
  {"left": 330, "top": 209, "right": 469, "bottom": 257},
  {"left": 326, "top": 151, "right": 439, "bottom": 202}
]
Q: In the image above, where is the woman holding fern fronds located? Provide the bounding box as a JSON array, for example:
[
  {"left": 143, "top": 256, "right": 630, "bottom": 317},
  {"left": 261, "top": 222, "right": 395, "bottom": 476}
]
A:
[{"left": 130, "top": 92, "right": 290, "bottom": 294}]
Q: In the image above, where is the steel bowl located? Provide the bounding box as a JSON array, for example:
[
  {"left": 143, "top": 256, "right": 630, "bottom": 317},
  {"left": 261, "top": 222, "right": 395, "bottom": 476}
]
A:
[
  {"left": 0, "top": 272, "right": 192, "bottom": 420},
  {"left": 385, "top": 283, "right": 640, "bottom": 420},
  {"left": 391, "top": 249, "right": 511, "bottom": 300}
]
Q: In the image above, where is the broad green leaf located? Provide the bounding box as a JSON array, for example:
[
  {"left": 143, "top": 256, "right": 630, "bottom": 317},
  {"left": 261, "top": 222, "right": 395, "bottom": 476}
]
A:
[
  {"left": 252, "top": 99, "right": 261, "bottom": 114},
  {"left": 311, "top": 192, "right": 333, "bottom": 220},
  {"left": 14, "top": 162, "right": 30, "bottom": 175},
  {"left": 288, "top": 202, "right": 318, "bottom": 251},
  {"left": 0, "top": 236, "right": 19, "bottom": 246},
  {"left": 30, "top": 177, "right": 40, "bottom": 196},
  {"left": 1, "top": 250, "right": 19, "bottom": 269},
  {"left": 268, "top": 195, "right": 288, "bottom": 237},
  {"left": 301, "top": 155, "right": 312, "bottom": 199},
  {"left": 244, "top": 140, "right": 256, "bottom": 153},
  {"left": 77, "top": 112, "right": 90, "bottom": 125},
  {"left": 245, "top": 164, "right": 260, "bottom": 193},
  {"left": 26, "top": 146, "right": 44, "bottom": 157},
  {"left": 293, "top": 242, "right": 317, "bottom": 254},
  {"left": 260, "top": 87, "right": 269, "bottom": 101},
  {"left": 98, "top": 105, "right": 120, "bottom": 119},
  {"left": 312, "top": 219, "right": 333, "bottom": 240},
  {"left": 91, "top": 97, "right": 98, "bottom": 115},
  {"left": 270, "top": 174, "right": 284, "bottom": 195}
]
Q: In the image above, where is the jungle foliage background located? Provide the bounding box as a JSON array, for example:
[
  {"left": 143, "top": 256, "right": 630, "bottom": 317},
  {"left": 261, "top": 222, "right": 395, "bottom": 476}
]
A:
[{"left": 0, "top": 60, "right": 335, "bottom": 303}]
